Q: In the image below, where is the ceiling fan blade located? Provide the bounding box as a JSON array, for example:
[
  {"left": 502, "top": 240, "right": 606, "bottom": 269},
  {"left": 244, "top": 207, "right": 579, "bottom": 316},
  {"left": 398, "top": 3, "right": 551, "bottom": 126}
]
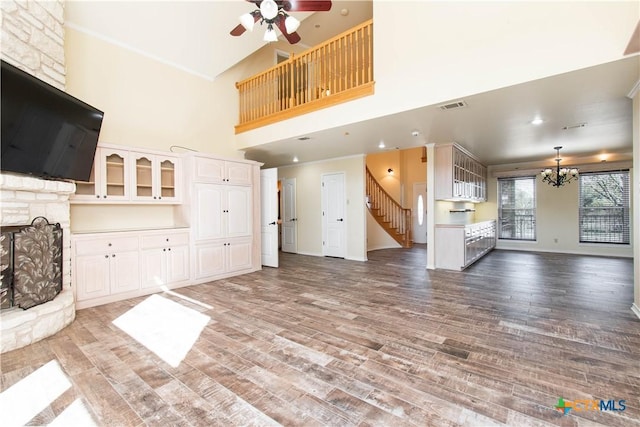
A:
[
  {"left": 230, "top": 24, "right": 247, "bottom": 36},
  {"left": 276, "top": 17, "right": 301, "bottom": 44},
  {"left": 284, "top": 0, "right": 332, "bottom": 12}
]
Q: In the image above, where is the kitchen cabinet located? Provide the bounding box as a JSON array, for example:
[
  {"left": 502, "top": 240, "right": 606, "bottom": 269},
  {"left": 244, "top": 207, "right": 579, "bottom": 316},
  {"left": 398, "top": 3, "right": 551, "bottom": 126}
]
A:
[
  {"left": 435, "top": 220, "right": 496, "bottom": 270},
  {"left": 140, "top": 231, "right": 190, "bottom": 289},
  {"left": 193, "top": 237, "right": 253, "bottom": 280},
  {"left": 72, "top": 144, "right": 181, "bottom": 204},
  {"left": 180, "top": 153, "right": 261, "bottom": 285},
  {"left": 73, "top": 147, "right": 130, "bottom": 202},
  {"left": 73, "top": 235, "right": 140, "bottom": 303},
  {"left": 192, "top": 157, "right": 253, "bottom": 186},
  {"left": 131, "top": 152, "right": 181, "bottom": 203},
  {"left": 435, "top": 143, "right": 487, "bottom": 202}
]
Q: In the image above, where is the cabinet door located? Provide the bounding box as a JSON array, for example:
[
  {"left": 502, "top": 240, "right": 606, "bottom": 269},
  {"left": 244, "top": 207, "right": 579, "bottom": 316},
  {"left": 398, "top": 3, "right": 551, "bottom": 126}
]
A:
[
  {"left": 110, "top": 251, "right": 140, "bottom": 294},
  {"left": 75, "top": 254, "right": 110, "bottom": 301},
  {"left": 194, "top": 184, "right": 224, "bottom": 240},
  {"left": 140, "top": 248, "right": 167, "bottom": 289},
  {"left": 194, "top": 158, "right": 225, "bottom": 183},
  {"left": 226, "top": 186, "right": 252, "bottom": 237},
  {"left": 131, "top": 153, "right": 155, "bottom": 202},
  {"left": 166, "top": 245, "right": 190, "bottom": 284},
  {"left": 194, "top": 243, "right": 225, "bottom": 279},
  {"left": 227, "top": 239, "right": 253, "bottom": 273},
  {"left": 225, "top": 162, "right": 252, "bottom": 186},
  {"left": 158, "top": 156, "right": 180, "bottom": 202},
  {"left": 73, "top": 151, "right": 101, "bottom": 201},
  {"left": 100, "top": 149, "right": 129, "bottom": 201}
]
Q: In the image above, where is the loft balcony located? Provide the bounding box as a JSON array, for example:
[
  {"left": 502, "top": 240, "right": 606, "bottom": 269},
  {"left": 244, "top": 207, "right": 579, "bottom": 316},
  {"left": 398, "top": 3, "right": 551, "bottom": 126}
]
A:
[{"left": 235, "top": 19, "right": 374, "bottom": 134}]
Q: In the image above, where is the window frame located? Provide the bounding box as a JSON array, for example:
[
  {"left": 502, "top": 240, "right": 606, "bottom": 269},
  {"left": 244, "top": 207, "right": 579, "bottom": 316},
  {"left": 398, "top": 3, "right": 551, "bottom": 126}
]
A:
[
  {"left": 497, "top": 176, "right": 537, "bottom": 241},
  {"left": 578, "top": 170, "right": 630, "bottom": 245}
]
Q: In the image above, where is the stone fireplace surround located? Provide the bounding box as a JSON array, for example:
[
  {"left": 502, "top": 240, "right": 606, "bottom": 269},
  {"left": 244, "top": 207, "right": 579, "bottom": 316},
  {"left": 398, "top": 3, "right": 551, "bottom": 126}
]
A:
[{"left": 0, "top": 173, "right": 76, "bottom": 353}]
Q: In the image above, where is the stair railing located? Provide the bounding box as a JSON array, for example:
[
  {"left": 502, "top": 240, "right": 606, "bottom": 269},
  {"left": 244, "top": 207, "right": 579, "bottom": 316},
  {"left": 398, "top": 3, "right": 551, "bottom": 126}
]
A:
[{"left": 365, "top": 167, "right": 412, "bottom": 247}]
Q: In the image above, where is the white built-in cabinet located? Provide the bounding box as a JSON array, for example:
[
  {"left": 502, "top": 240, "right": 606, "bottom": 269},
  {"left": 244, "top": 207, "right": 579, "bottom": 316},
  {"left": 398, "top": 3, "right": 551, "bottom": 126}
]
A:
[
  {"left": 72, "top": 143, "right": 181, "bottom": 204},
  {"left": 131, "top": 152, "right": 181, "bottom": 203},
  {"left": 435, "top": 143, "right": 487, "bottom": 202},
  {"left": 140, "top": 231, "right": 190, "bottom": 289},
  {"left": 182, "top": 154, "right": 260, "bottom": 284},
  {"left": 72, "top": 229, "right": 190, "bottom": 309},
  {"left": 71, "top": 147, "right": 261, "bottom": 309}
]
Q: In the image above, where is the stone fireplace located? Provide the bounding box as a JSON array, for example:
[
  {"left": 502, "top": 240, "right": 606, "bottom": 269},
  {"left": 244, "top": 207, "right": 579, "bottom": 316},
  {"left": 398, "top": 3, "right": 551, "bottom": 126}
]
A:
[
  {"left": 1, "top": 1, "right": 72, "bottom": 353},
  {"left": 0, "top": 175, "right": 76, "bottom": 352}
]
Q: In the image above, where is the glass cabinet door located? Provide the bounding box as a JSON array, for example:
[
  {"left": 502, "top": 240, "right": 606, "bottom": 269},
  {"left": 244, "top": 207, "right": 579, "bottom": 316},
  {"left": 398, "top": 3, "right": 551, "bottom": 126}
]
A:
[
  {"left": 135, "top": 156, "right": 154, "bottom": 199},
  {"left": 74, "top": 161, "right": 99, "bottom": 199},
  {"left": 104, "top": 153, "right": 126, "bottom": 198},
  {"left": 160, "top": 159, "right": 176, "bottom": 199}
]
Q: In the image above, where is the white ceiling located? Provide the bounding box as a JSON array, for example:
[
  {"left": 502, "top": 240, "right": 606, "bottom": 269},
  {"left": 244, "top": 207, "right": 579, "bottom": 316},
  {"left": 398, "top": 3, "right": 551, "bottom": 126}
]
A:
[{"left": 65, "top": 1, "right": 639, "bottom": 169}]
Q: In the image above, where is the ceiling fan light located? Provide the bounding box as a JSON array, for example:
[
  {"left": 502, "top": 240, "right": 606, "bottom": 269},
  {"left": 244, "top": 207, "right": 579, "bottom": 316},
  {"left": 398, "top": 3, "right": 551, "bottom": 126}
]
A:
[
  {"left": 239, "top": 13, "right": 255, "bottom": 31},
  {"left": 260, "top": 0, "right": 278, "bottom": 20},
  {"left": 263, "top": 26, "right": 278, "bottom": 42},
  {"left": 285, "top": 15, "right": 300, "bottom": 34}
]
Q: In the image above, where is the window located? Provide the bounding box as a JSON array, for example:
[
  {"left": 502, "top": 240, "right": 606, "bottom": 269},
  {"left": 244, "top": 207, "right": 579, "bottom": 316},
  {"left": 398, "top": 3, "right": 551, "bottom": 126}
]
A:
[
  {"left": 579, "top": 170, "right": 630, "bottom": 244},
  {"left": 498, "top": 177, "right": 536, "bottom": 241}
]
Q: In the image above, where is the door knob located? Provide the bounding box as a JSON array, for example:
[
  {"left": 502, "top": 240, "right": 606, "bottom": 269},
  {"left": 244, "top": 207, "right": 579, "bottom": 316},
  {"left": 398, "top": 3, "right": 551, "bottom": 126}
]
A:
[
  {"left": 269, "top": 221, "right": 276, "bottom": 225},
  {"left": 337, "top": 218, "right": 344, "bottom": 222},
  {"left": 292, "top": 218, "right": 297, "bottom": 221}
]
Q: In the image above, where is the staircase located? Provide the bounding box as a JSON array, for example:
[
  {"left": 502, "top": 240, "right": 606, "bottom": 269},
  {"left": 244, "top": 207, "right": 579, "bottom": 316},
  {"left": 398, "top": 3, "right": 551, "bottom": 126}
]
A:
[{"left": 366, "top": 167, "right": 412, "bottom": 248}]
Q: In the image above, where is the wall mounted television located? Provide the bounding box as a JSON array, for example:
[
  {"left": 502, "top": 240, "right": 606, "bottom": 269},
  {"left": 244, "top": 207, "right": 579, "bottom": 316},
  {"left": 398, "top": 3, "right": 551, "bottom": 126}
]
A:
[{"left": 1, "top": 60, "right": 104, "bottom": 182}]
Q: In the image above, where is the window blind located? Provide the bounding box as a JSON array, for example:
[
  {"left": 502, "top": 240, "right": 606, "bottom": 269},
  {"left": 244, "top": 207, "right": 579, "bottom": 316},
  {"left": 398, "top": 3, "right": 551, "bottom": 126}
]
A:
[{"left": 579, "top": 170, "right": 630, "bottom": 244}]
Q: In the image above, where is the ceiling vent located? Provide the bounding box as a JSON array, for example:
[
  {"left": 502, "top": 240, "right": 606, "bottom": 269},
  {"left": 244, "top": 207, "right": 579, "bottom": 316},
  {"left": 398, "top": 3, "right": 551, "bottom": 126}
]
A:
[
  {"left": 562, "top": 122, "right": 587, "bottom": 130},
  {"left": 297, "top": 136, "right": 311, "bottom": 141},
  {"left": 438, "top": 100, "right": 467, "bottom": 111}
]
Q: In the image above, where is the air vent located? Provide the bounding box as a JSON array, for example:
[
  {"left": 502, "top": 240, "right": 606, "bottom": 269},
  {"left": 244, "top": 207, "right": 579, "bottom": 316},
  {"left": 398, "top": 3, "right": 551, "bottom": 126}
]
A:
[
  {"left": 439, "top": 100, "right": 468, "bottom": 111},
  {"left": 297, "top": 136, "right": 311, "bottom": 141}
]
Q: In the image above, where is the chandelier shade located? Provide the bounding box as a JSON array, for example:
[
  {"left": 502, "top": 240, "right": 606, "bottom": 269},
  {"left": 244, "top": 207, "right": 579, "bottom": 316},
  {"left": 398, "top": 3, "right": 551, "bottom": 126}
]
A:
[{"left": 540, "top": 146, "right": 579, "bottom": 187}]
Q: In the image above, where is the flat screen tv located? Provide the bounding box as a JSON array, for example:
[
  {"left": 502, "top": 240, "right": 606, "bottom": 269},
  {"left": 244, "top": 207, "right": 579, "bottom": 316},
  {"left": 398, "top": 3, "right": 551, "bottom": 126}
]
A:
[{"left": 1, "top": 60, "right": 104, "bottom": 182}]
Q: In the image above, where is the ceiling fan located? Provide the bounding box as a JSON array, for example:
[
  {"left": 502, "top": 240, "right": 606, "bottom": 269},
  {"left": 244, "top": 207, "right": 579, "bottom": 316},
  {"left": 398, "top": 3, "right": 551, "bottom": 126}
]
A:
[{"left": 230, "top": 0, "right": 332, "bottom": 44}]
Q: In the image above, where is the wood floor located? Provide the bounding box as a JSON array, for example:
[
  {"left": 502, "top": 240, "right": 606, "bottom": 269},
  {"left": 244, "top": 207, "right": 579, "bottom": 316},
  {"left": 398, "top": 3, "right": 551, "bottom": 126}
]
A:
[{"left": 1, "top": 247, "right": 639, "bottom": 426}]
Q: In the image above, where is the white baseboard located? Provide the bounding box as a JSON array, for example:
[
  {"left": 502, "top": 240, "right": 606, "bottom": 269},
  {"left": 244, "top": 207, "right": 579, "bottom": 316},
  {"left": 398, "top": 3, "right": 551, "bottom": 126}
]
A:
[
  {"left": 632, "top": 303, "right": 640, "bottom": 320},
  {"left": 346, "top": 256, "right": 368, "bottom": 262}
]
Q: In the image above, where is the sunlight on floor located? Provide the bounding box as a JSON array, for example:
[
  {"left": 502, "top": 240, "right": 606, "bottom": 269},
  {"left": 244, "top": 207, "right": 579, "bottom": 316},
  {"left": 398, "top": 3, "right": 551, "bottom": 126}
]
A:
[
  {"left": 112, "top": 294, "right": 211, "bottom": 367},
  {"left": 160, "top": 286, "right": 214, "bottom": 310},
  {"left": 0, "top": 360, "right": 71, "bottom": 426},
  {"left": 49, "top": 398, "right": 97, "bottom": 427}
]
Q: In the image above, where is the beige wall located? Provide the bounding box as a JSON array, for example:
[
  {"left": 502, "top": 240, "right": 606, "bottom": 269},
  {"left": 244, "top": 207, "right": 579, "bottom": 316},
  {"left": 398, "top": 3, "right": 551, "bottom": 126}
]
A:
[
  {"left": 278, "top": 156, "right": 366, "bottom": 261},
  {"left": 481, "top": 172, "right": 633, "bottom": 258},
  {"left": 366, "top": 151, "right": 402, "bottom": 202}
]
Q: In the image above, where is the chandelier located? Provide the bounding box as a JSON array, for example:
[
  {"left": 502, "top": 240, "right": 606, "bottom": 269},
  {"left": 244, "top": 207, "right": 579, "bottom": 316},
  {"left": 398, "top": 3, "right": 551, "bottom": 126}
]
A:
[
  {"left": 239, "top": 0, "right": 300, "bottom": 42},
  {"left": 540, "top": 146, "right": 579, "bottom": 187}
]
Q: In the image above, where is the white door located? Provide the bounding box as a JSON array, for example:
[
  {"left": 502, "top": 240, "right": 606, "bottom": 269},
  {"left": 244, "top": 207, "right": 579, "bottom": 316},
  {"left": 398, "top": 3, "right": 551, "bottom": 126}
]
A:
[
  {"left": 281, "top": 178, "right": 297, "bottom": 253},
  {"left": 261, "top": 168, "right": 279, "bottom": 267},
  {"left": 412, "top": 182, "right": 427, "bottom": 244},
  {"left": 322, "top": 172, "right": 346, "bottom": 258}
]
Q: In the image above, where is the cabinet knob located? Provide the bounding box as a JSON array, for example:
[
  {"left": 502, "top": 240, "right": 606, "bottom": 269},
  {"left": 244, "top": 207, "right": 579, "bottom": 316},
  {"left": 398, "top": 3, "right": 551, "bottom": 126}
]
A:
[
  {"left": 104, "top": 255, "right": 109, "bottom": 258},
  {"left": 112, "top": 254, "right": 115, "bottom": 257},
  {"left": 103, "top": 195, "right": 107, "bottom": 198},
  {"left": 159, "top": 196, "right": 162, "bottom": 199},
  {"left": 154, "top": 196, "right": 157, "bottom": 199},
  {"left": 163, "top": 248, "right": 166, "bottom": 251},
  {"left": 108, "top": 243, "right": 112, "bottom": 247},
  {"left": 168, "top": 248, "right": 171, "bottom": 251},
  {"left": 166, "top": 238, "right": 169, "bottom": 242},
  {"left": 96, "top": 195, "right": 100, "bottom": 199}
]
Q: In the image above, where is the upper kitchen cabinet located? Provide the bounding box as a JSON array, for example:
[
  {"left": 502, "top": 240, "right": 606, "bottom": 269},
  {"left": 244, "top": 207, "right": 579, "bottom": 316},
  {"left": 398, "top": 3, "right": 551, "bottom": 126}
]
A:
[
  {"left": 435, "top": 143, "right": 487, "bottom": 202},
  {"left": 131, "top": 152, "right": 181, "bottom": 203},
  {"left": 71, "top": 144, "right": 181, "bottom": 204},
  {"left": 73, "top": 146, "right": 131, "bottom": 202}
]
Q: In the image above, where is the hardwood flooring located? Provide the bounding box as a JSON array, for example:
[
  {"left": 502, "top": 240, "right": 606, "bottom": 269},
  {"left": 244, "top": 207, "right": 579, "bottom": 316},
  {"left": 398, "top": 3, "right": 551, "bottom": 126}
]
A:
[{"left": 1, "top": 247, "right": 639, "bottom": 426}]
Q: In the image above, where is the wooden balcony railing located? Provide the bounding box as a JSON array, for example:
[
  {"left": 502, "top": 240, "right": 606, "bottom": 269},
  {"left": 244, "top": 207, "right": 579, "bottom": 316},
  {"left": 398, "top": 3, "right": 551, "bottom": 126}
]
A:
[
  {"left": 235, "top": 19, "right": 374, "bottom": 133},
  {"left": 366, "top": 167, "right": 412, "bottom": 248}
]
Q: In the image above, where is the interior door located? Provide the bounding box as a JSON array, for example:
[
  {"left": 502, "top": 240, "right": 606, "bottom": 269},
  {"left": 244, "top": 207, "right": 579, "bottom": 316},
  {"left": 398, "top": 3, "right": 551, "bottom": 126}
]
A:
[
  {"left": 281, "top": 178, "right": 297, "bottom": 253},
  {"left": 322, "top": 172, "right": 346, "bottom": 258},
  {"left": 261, "top": 168, "right": 279, "bottom": 267},
  {"left": 412, "top": 182, "right": 427, "bottom": 244}
]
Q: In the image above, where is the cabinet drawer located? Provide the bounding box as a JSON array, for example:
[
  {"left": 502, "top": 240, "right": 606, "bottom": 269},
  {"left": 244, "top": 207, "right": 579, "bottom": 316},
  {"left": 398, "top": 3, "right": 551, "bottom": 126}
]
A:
[
  {"left": 194, "top": 158, "right": 224, "bottom": 182},
  {"left": 75, "top": 236, "right": 139, "bottom": 255},
  {"left": 141, "top": 232, "right": 190, "bottom": 249}
]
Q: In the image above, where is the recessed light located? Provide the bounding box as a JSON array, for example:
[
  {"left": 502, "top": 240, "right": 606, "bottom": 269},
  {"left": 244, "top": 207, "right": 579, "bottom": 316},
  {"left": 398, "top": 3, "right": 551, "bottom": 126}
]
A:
[
  {"left": 292, "top": 156, "right": 299, "bottom": 162},
  {"left": 378, "top": 141, "right": 385, "bottom": 149},
  {"left": 531, "top": 118, "right": 544, "bottom": 125}
]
